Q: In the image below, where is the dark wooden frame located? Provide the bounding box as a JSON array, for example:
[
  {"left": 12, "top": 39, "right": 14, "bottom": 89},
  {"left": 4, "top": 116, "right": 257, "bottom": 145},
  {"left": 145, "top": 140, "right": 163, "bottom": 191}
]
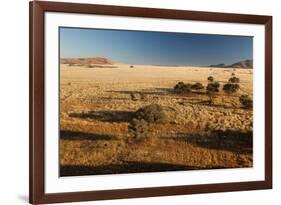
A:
[{"left": 29, "top": 1, "right": 272, "bottom": 204}]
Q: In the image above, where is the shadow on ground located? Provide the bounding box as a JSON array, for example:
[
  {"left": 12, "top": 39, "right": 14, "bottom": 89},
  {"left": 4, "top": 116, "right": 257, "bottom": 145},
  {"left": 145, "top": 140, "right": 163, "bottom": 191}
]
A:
[
  {"left": 107, "top": 88, "right": 174, "bottom": 96},
  {"left": 163, "top": 130, "right": 253, "bottom": 154},
  {"left": 183, "top": 100, "right": 240, "bottom": 109},
  {"left": 60, "top": 161, "right": 224, "bottom": 176},
  {"left": 60, "top": 130, "right": 117, "bottom": 141},
  {"left": 69, "top": 110, "right": 134, "bottom": 123}
]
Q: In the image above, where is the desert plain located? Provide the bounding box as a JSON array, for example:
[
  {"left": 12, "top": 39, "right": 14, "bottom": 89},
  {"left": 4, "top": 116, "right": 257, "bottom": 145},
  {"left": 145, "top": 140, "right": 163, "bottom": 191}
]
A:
[{"left": 59, "top": 63, "right": 253, "bottom": 176}]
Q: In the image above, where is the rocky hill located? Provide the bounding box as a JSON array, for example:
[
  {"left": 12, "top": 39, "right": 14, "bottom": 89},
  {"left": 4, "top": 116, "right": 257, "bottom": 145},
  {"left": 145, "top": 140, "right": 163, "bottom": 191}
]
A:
[
  {"left": 209, "top": 59, "right": 253, "bottom": 68},
  {"left": 61, "top": 57, "right": 113, "bottom": 65}
]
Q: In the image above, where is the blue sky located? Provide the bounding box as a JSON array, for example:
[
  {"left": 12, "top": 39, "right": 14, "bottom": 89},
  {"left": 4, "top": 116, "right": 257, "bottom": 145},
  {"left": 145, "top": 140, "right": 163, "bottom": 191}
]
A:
[{"left": 60, "top": 27, "right": 253, "bottom": 66}]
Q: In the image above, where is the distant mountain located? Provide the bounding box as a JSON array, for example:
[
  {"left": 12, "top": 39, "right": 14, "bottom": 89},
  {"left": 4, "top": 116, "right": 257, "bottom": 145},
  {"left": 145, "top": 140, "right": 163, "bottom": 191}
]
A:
[
  {"left": 209, "top": 59, "right": 253, "bottom": 68},
  {"left": 61, "top": 57, "right": 113, "bottom": 65},
  {"left": 230, "top": 59, "right": 253, "bottom": 68},
  {"left": 209, "top": 63, "right": 227, "bottom": 68}
]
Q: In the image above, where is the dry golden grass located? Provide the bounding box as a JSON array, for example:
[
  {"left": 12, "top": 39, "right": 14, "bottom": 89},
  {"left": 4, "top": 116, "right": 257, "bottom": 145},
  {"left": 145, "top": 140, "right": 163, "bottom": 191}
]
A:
[{"left": 59, "top": 64, "right": 253, "bottom": 176}]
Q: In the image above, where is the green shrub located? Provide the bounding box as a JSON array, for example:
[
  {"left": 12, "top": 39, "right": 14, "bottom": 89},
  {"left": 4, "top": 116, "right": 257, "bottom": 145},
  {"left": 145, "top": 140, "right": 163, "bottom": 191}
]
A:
[
  {"left": 130, "top": 92, "right": 146, "bottom": 101},
  {"left": 174, "top": 81, "right": 185, "bottom": 89},
  {"left": 239, "top": 95, "right": 253, "bottom": 108},
  {"left": 135, "top": 104, "right": 168, "bottom": 123},
  {"left": 191, "top": 82, "right": 204, "bottom": 90},
  {"left": 223, "top": 83, "right": 240, "bottom": 94},
  {"left": 174, "top": 82, "right": 192, "bottom": 94},
  {"left": 206, "top": 82, "right": 220, "bottom": 104},
  {"left": 228, "top": 76, "right": 240, "bottom": 83},
  {"left": 208, "top": 76, "right": 214, "bottom": 82},
  {"left": 207, "top": 82, "right": 220, "bottom": 93},
  {"left": 128, "top": 118, "right": 149, "bottom": 139}
]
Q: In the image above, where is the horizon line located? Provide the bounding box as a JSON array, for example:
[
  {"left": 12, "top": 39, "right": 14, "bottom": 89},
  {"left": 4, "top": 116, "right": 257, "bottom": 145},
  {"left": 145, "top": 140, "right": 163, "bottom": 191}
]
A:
[{"left": 60, "top": 57, "right": 253, "bottom": 67}]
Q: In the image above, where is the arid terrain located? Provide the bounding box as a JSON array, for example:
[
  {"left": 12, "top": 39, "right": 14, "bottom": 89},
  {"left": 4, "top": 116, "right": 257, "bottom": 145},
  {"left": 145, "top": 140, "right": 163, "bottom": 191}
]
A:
[{"left": 59, "top": 62, "right": 253, "bottom": 176}]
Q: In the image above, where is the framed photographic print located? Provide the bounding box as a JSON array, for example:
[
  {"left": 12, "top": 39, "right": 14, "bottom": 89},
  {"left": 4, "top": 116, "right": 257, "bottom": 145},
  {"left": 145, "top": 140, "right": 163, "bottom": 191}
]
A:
[{"left": 29, "top": 1, "right": 272, "bottom": 204}]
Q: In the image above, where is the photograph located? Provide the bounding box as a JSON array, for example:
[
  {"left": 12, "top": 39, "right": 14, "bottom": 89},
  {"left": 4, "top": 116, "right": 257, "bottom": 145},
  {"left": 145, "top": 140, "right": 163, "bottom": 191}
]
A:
[
  {"left": 29, "top": 2, "right": 272, "bottom": 203},
  {"left": 59, "top": 27, "right": 254, "bottom": 177}
]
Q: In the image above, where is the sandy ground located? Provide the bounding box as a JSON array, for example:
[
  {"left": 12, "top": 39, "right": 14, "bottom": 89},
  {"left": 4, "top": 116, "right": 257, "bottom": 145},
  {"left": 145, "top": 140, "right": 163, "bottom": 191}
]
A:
[{"left": 59, "top": 64, "right": 253, "bottom": 176}]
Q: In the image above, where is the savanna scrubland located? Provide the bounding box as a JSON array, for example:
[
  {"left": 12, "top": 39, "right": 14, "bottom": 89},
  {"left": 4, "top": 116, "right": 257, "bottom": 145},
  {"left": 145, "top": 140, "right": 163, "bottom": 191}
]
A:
[{"left": 59, "top": 63, "right": 253, "bottom": 176}]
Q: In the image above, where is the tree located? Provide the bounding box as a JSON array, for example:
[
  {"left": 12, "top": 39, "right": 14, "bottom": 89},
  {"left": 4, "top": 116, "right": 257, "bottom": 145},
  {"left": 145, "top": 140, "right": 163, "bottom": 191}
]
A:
[
  {"left": 228, "top": 76, "right": 240, "bottom": 83},
  {"left": 239, "top": 95, "right": 253, "bottom": 108},
  {"left": 223, "top": 83, "right": 240, "bottom": 94},
  {"left": 174, "top": 82, "right": 192, "bottom": 94},
  {"left": 135, "top": 104, "right": 168, "bottom": 123},
  {"left": 191, "top": 82, "right": 204, "bottom": 90},
  {"left": 206, "top": 81, "right": 220, "bottom": 104},
  {"left": 223, "top": 76, "right": 240, "bottom": 94},
  {"left": 128, "top": 118, "right": 149, "bottom": 140},
  {"left": 207, "top": 76, "right": 214, "bottom": 82}
]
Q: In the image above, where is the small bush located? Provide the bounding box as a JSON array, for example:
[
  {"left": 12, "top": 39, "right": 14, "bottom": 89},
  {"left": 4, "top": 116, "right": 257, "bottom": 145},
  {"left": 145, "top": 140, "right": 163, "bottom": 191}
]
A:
[
  {"left": 228, "top": 76, "right": 240, "bottom": 83},
  {"left": 223, "top": 83, "right": 240, "bottom": 94},
  {"left": 135, "top": 104, "right": 168, "bottom": 123},
  {"left": 191, "top": 82, "right": 204, "bottom": 90},
  {"left": 128, "top": 118, "right": 149, "bottom": 139},
  {"left": 207, "top": 82, "right": 220, "bottom": 93},
  {"left": 208, "top": 76, "right": 214, "bottom": 82},
  {"left": 174, "top": 82, "right": 192, "bottom": 94},
  {"left": 130, "top": 92, "right": 145, "bottom": 101},
  {"left": 206, "top": 82, "right": 220, "bottom": 104},
  {"left": 175, "top": 81, "right": 184, "bottom": 88},
  {"left": 130, "top": 65, "right": 134, "bottom": 68},
  {"left": 239, "top": 95, "right": 253, "bottom": 108}
]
